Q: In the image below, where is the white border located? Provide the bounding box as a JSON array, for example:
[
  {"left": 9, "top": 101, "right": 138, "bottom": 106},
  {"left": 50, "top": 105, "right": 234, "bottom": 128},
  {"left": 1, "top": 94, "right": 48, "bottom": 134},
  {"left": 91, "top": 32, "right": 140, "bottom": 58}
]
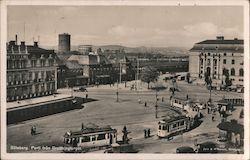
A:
[{"left": 1, "top": 0, "right": 249, "bottom": 160}]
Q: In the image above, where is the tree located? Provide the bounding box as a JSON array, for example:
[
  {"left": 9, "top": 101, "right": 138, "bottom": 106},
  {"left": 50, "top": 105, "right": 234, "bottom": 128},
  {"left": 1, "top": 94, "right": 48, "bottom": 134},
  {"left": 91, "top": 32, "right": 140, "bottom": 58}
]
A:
[{"left": 140, "top": 66, "right": 159, "bottom": 89}]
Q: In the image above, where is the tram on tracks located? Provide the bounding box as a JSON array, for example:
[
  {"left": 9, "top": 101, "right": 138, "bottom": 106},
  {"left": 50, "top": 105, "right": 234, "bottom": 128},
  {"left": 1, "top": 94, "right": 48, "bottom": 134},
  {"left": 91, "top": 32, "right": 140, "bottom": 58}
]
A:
[
  {"left": 158, "top": 115, "right": 192, "bottom": 139},
  {"left": 63, "top": 126, "right": 117, "bottom": 152}
]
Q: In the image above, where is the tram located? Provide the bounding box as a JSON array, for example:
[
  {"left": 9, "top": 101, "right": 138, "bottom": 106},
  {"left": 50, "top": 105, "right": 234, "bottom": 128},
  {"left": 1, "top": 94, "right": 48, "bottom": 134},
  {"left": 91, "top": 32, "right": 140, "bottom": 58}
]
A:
[
  {"left": 158, "top": 115, "right": 191, "bottom": 138},
  {"left": 63, "top": 125, "right": 117, "bottom": 151}
]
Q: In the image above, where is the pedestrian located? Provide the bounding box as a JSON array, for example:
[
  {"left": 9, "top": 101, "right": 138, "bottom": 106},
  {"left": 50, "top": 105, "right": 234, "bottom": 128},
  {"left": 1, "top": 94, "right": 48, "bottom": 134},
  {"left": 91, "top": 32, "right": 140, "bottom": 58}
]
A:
[
  {"left": 33, "top": 126, "right": 36, "bottom": 135},
  {"left": 81, "top": 123, "right": 84, "bottom": 130},
  {"left": 86, "top": 93, "right": 88, "bottom": 99},
  {"left": 162, "top": 97, "right": 164, "bottom": 102},
  {"left": 186, "top": 94, "right": 189, "bottom": 100},
  {"left": 212, "top": 116, "right": 214, "bottom": 121},
  {"left": 144, "top": 102, "right": 147, "bottom": 107},
  {"left": 30, "top": 126, "right": 34, "bottom": 136},
  {"left": 144, "top": 129, "right": 147, "bottom": 138},
  {"left": 147, "top": 129, "right": 150, "bottom": 137}
]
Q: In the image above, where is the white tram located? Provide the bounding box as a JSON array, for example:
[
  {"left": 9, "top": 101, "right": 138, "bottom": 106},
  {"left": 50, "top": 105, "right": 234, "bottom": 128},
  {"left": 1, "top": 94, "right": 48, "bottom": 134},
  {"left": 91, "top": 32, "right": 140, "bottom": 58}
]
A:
[
  {"left": 63, "top": 126, "right": 117, "bottom": 150},
  {"left": 158, "top": 115, "right": 191, "bottom": 138}
]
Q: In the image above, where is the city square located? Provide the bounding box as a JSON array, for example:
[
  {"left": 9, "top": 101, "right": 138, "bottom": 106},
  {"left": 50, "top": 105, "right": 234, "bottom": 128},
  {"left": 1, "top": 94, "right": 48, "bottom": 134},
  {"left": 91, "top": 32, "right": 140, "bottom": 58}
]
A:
[{"left": 7, "top": 74, "right": 244, "bottom": 153}]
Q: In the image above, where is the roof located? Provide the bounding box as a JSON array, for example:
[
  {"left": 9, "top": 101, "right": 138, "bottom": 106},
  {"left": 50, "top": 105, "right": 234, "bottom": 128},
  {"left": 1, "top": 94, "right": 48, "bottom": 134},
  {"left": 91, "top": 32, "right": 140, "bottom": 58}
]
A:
[
  {"left": 217, "top": 121, "right": 244, "bottom": 134},
  {"left": 64, "top": 126, "right": 116, "bottom": 138},
  {"left": 190, "top": 39, "right": 244, "bottom": 53},
  {"left": 65, "top": 60, "right": 82, "bottom": 69},
  {"left": 160, "top": 115, "right": 187, "bottom": 124},
  {"left": 197, "top": 39, "right": 243, "bottom": 45},
  {"left": 7, "top": 43, "right": 57, "bottom": 59}
]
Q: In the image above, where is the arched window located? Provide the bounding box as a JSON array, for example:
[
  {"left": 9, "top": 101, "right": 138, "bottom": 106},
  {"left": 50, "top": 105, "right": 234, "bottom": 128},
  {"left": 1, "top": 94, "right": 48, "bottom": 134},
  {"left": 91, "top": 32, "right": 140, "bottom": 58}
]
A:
[
  {"left": 239, "top": 68, "right": 244, "bottom": 77},
  {"left": 231, "top": 68, "right": 235, "bottom": 76}
]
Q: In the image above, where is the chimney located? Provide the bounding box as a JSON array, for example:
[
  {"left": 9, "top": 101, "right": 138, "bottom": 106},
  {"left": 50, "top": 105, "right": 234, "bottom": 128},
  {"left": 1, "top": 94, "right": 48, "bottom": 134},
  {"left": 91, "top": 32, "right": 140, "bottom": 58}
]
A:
[
  {"left": 216, "top": 36, "right": 224, "bottom": 40},
  {"left": 15, "top": 35, "right": 18, "bottom": 45},
  {"left": 21, "top": 41, "right": 25, "bottom": 46},
  {"left": 34, "top": 41, "right": 38, "bottom": 47}
]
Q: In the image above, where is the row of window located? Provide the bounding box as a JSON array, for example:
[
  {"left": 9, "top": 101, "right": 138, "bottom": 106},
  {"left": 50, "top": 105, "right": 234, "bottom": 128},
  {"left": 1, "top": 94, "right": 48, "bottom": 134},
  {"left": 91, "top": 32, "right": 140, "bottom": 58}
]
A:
[
  {"left": 201, "top": 58, "right": 242, "bottom": 66},
  {"left": 7, "top": 83, "right": 55, "bottom": 95},
  {"left": 201, "top": 52, "right": 237, "bottom": 57},
  {"left": 7, "top": 71, "right": 56, "bottom": 82},
  {"left": 200, "top": 68, "right": 244, "bottom": 77}
]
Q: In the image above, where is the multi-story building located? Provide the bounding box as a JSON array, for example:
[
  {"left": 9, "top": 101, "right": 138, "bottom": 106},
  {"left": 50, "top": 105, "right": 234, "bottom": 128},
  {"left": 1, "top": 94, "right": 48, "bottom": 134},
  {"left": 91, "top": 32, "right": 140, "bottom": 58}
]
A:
[
  {"left": 58, "top": 33, "right": 71, "bottom": 53},
  {"left": 7, "top": 39, "right": 57, "bottom": 102},
  {"left": 189, "top": 36, "right": 244, "bottom": 88}
]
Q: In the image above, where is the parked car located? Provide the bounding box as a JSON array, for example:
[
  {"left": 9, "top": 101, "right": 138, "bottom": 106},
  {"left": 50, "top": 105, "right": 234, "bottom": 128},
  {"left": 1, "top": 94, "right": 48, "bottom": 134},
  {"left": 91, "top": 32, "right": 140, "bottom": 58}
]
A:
[
  {"left": 176, "top": 146, "right": 195, "bottom": 153},
  {"left": 74, "top": 87, "right": 87, "bottom": 92}
]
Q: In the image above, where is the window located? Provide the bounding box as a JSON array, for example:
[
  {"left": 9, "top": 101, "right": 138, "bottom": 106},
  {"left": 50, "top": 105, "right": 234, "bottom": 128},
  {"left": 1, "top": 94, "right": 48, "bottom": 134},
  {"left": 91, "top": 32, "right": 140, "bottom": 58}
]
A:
[
  {"left": 163, "top": 125, "right": 167, "bottom": 130},
  {"left": 29, "top": 72, "right": 32, "bottom": 80},
  {"left": 214, "top": 71, "right": 217, "bottom": 74},
  {"left": 180, "top": 121, "right": 185, "bottom": 126},
  {"left": 239, "top": 79, "right": 244, "bottom": 82},
  {"left": 207, "top": 59, "right": 211, "bottom": 65},
  {"left": 239, "top": 68, "right": 244, "bottom": 76},
  {"left": 200, "top": 59, "right": 203, "bottom": 65},
  {"left": 81, "top": 136, "right": 91, "bottom": 142},
  {"left": 223, "top": 59, "right": 226, "bottom": 64},
  {"left": 159, "top": 125, "right": 161, "bottom": 130},
  {"left": 49, "top": 60, "right": 54, "bottom": 66},
  {"left": 41, "top": 71, "right": 44, "bottom": 79},
  {"left": 214, "top": 59, "right": 217, "bottom": 66},
  {"left": 97, "top": 134, "right": 106, "bottom": 140},
  {"left": 232, "top": 60, "right": 235, "bottom": 64},
  {"left": 208, "top": 53, "right": 210, "bottom": 56},
  {"left": 173, "top": 123, "right": 177, "bottom": 128},
  {"left": 31, "top": 60, "right": 37, "bottom": 67},
  {"left": 224, "top": 53, "right": 227, "bottom": 56},
  {"left": 41, "top": 60, "right": 45, "bottom": 67},
  {"left": 92, "top": 136, "right": 97, "bottom": 141},
  {"left": 231, "top": 68, "right": 235, "bottom": 76}
]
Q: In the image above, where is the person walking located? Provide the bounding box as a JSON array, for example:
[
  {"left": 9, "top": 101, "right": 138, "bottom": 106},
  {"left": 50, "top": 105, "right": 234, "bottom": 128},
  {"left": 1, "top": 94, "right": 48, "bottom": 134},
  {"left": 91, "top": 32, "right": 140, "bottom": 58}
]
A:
[
  {"left": 144, "top": 102, "right": 147, "bottom": 107},
  {"left": 147, "top": 129, "right": 151, "bottom": 137},
  {"left": 144, "top": 129, "right": 147, "bottom": 138}
]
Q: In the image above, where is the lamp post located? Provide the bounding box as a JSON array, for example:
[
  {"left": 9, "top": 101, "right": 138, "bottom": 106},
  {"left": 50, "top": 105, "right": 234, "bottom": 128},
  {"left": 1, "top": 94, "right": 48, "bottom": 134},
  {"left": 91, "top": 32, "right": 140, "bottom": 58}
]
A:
[
  {"left": 116, "top": 79, "right": 119, "bottom": 102},
  {"left": 208, "top": 76, "right": 212, "bottom": 103},
  {"left": 155, "top": 89, "right": 158, "bottom": 118}
]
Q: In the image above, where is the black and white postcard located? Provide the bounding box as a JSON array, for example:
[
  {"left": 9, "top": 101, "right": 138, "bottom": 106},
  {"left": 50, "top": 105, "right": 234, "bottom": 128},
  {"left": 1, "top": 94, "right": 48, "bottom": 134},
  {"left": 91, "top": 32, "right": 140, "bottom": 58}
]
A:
[{"left": 1, "top": 0, "right": 249, "bottom": 160}]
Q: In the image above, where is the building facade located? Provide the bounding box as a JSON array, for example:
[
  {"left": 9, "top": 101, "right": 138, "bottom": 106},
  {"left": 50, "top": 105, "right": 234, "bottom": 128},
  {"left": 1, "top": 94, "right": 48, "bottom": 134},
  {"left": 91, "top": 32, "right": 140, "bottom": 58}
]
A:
[
  {"left": 189, "top": 36, "right": 244, "bottom": 88},
  {"left": 7, "top": 40, "right": 57, "bottom": 102},
  {"left": 58, "top": 33, "right": 71, "bottom": 53}
]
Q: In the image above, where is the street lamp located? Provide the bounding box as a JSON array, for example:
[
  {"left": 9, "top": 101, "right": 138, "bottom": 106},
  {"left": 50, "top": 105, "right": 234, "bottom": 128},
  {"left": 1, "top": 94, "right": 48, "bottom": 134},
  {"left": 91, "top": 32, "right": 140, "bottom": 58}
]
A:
[
  {"left": 155, "top": 89, "right": 158, "bottom": 118},
  {"left": 116, "top": 79, "right": 119, "bottom": 102},
  {"left": 208, "top": 76, "right": 212, "bottom": 103}
]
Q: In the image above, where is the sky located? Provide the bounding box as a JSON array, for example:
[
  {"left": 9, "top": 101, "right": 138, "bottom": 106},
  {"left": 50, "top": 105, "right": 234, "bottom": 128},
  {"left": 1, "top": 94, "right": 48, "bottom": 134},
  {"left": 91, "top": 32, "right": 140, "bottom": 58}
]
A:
[{"left": 7, "top": 6, "right": 244, "bottom": 49}]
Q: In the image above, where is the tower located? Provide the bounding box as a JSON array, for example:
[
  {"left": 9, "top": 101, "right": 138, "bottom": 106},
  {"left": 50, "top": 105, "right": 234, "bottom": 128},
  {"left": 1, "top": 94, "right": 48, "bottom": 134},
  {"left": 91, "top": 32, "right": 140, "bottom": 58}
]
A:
[{"left": 58, "top": 33, "right": 70, "bottom": 53}]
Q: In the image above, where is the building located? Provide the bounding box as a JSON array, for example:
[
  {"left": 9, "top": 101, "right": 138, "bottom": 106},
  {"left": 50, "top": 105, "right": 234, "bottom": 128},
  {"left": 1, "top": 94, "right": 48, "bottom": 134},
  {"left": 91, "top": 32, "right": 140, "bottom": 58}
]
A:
[
  {"left": 78, "top": 45, "right": 93, "bottom": 55},
  {"left": 189, "top": 36, "right": 244, "bottom": 88},
  {"left": 7, "top": 38, "right": 57, "bottom": 102},
  {"left": 58, "top": 33, "right": 71, "bottom": 53}
]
